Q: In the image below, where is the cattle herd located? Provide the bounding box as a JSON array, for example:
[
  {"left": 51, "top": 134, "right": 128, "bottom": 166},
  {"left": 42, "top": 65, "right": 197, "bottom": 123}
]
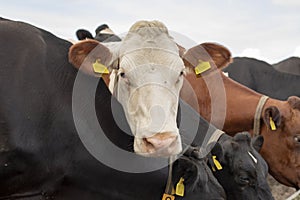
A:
[{"left": 0, "top": 17, "right": 299, "bottom": 200}]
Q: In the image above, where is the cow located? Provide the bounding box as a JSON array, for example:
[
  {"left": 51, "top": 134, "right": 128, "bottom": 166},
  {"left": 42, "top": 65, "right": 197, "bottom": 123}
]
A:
[
  {"left": 223, "top": 57, "right": 300, "bottom": 100},
  {"left": 0, "top": 17, "right": 230, "bottom": 199},
  {"left": 208, "top": 132, "right": 273, "bottom": 200},
  {"left": 182, "top": 54, "right": 300, "bottom": 188},
  {"left": 70, "top": 20, "right": 189, "bottom": 157},
  {"left": 273, "top": 56, "right": 300, "bottom": 76},
  {"left": 69, "top": 20, "right": 239, "bottom": 157},
  {"left": 86, "top": 24, "right": 274, "bottom": 198},
  {"left": 76, "top": 24, "right": 122, "bottom": 42},
  {"left": 174, "top": 132, "right": 274, "bottom": 200}
]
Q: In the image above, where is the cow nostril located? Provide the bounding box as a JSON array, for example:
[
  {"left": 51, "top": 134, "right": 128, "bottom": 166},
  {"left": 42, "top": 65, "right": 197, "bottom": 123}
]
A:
[
  {"left": 143, "top": 138, "right": 155, "bottom": 148},
  {"left": 143, "top": 133, "right": 177, "bottom": 149}
]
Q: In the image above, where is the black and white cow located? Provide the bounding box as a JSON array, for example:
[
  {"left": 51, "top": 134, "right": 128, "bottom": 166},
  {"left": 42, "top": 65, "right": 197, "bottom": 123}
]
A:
[
  {"left": 223, "top": 57, "right": 300, "bottom": 100},
  {"left": 76, "top": 24, "right": 121, "bottom": 42}
]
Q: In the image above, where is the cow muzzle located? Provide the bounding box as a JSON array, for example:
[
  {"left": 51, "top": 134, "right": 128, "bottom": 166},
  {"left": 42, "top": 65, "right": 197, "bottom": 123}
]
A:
[{"left": 135, "top": 132, "right": 182, "bottom": 157}]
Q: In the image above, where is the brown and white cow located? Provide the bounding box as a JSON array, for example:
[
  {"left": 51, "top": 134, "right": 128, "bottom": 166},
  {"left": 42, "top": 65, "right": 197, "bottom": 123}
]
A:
[
  {"left": 68, "top": 21, "right": 229, "bottom": 158},
  {"left": 180, "top": 43, "right": 300, "bottom": 188}
]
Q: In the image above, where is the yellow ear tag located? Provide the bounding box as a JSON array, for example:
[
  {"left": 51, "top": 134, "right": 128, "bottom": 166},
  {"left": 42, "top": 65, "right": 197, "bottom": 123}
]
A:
[
  {"left": 162, "top": 193, "right": 175, "bottom": 200},
  {"left": 213, "top": 155, "right": 223, "bottom": 170},
  {"left": 194, "top": 60, "right": 211, "bottom": 75},
  {"left": 92, "top": 59, "right": 109, "bottom": 74},
  {"left": 175, "top": 177, "right": 185, "bottom": 197},
  {"left": 269, "top": 117, "right": 277, "bottom": 131}
]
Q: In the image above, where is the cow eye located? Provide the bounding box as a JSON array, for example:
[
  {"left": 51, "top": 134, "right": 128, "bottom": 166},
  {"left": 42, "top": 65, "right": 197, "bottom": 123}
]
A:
[
  {"left": 120, "top": 72, "right": 125, "bottom": 77},
  {"left": 176, "top": 70, "right": 186, "bottom": 84},
  {"left": 117, "top": 70, "right": 125, "bottom": 78},
  {"left": 180, "top": 69, "right": 186, "bottom": 76}
]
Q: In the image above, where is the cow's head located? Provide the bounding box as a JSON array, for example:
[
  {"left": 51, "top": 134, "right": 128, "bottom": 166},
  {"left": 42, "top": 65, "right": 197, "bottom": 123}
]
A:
[
  {"left": 68, "top": 20, "right": 231, "bottom": 157},
  {"left": 260, "top": 96, "right": 300, "bottom": 189},
  {"left": 210, "top": 132, "right": 273, "bottom": 200},
  {"left": 172, "top": 155, "right": 226, "bottom": 199}
]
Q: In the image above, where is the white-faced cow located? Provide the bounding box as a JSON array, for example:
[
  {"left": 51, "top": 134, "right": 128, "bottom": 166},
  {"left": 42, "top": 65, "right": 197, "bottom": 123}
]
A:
[
  {"left": 82, "top": 23, "right": 274, "bottom": 199},
  {"left": 69, "top": 20, "right": 232, "bottom": 157},
  {"left": 0, "top": 18, "right": 230, "bottom": 199}
]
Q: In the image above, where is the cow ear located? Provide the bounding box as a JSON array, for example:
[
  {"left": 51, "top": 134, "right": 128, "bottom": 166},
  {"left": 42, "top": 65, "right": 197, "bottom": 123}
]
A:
[
  {"left": 76, "top": 29, "right": 94, "bottom": 40},
  {"left": 288, "top": 96, "right": 300, "bottom": 110},
  {"left": 172, "top": 157, "right": 198, "bottom": 186},
  {"left": 252, "top": 135, "right": 264, "bottom": 152},
  {"left": 211, "top": 142, "right": 223, "bottom": 160},
  {"left": 68, "top": 39, "right": 113, "bottom": 76},
  {"left": 263, "top": 106, "right": 282, "bottom": 131},
  {"left": 182, "top": 42, "right": 232, "bottom": 74}
]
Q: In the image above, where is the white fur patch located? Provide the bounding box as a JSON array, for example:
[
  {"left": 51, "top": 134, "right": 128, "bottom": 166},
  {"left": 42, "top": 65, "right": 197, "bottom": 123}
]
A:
[
  {"left": 222, "top": 72, "right": 229, "bottom": 77},
  {"left": 108, "top": 70, "right": 117, "bottom": 94},
  {"left": 100, "top": 28, "right": 114, "bottom": 35},
  {"left": 248, "top": 151, "right": 258, "bottom": 164}
]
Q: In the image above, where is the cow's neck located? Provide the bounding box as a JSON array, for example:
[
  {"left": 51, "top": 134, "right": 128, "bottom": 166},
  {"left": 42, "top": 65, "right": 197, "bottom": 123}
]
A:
[
  {"left": 221, "top": 73, "right": 264, "bottom": 134},
  {"left": 183, "top": 71, "right": 271, "bottom": 135}
]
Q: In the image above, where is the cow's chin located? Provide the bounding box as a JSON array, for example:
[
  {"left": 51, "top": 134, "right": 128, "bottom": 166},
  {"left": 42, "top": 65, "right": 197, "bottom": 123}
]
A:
[{"left": 133, "top": 138, "right": 182, "bottom": 158}]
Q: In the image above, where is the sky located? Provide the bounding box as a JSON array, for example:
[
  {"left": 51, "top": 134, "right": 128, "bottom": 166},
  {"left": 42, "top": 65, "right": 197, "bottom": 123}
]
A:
[{"left": 1, "top": 0, "right": 300, "bottom": 64}]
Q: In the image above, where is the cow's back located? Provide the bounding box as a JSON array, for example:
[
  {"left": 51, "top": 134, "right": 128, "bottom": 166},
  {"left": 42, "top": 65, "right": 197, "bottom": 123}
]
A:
[
  {"left": 224, "top": 57, "right": 300, "bottom": 100},
  {"left": 273, "top": 57, "right": 300, "bottom": 75},
  {"left": 0, "top": 18, "right": 82, "bottom": 195}
]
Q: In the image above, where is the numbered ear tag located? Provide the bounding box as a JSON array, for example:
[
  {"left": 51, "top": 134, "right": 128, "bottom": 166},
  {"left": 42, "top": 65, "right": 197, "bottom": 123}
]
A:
[
  {"left": 213, "top": 155, "right": 223, "bottom": 171},
  {"left": 175, "top": 177, "right": 185, "bottom": 197},
  {"left": 162, "top": 193, "right": 175, "bottom": 200},
  {"left": 92, "top": 59, "right": 109, "bottom": 74},
  {"left": 195, "top": 60, "right": 211, "bottom": 75},
  {"left": 269, "top": 117, "right": 277, "bottom": 131}
]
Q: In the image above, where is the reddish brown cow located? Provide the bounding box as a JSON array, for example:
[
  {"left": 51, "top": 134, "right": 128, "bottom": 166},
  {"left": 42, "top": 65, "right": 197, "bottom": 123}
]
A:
[{"left": 181, "top": 43, "right": 300, "bottom": 188}]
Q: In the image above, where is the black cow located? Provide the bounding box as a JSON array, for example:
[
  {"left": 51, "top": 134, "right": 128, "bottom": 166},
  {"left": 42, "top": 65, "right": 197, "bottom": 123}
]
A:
[
  {"left": 174, "top": 132, "right": 274, "bottom": 200},
  {"left": 208, "top": 132, "right": 273, "bottom": 200},
  {"left": 273, "top": 56, "right": 300, "bottom": 76},
  {"left": 223, "top": 57, "right": 300, "bottom": 100},
  {"left": 0, "top": 18, "right": 226, "bottom": 199},
  {"left": 76, "top": 24, "right": 121, "bottom": 42}
]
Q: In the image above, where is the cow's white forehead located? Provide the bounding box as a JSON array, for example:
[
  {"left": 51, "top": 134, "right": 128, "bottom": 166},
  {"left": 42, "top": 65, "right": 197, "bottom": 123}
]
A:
[
  {"left": 117, "top": 27, "right": 183, "bottom": 74},
  {"left": 119, "top": 26, "right": 179, "bottom": 56},
  {"left": 119, "top": 48, "right": 183, "bottom": 73}
]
